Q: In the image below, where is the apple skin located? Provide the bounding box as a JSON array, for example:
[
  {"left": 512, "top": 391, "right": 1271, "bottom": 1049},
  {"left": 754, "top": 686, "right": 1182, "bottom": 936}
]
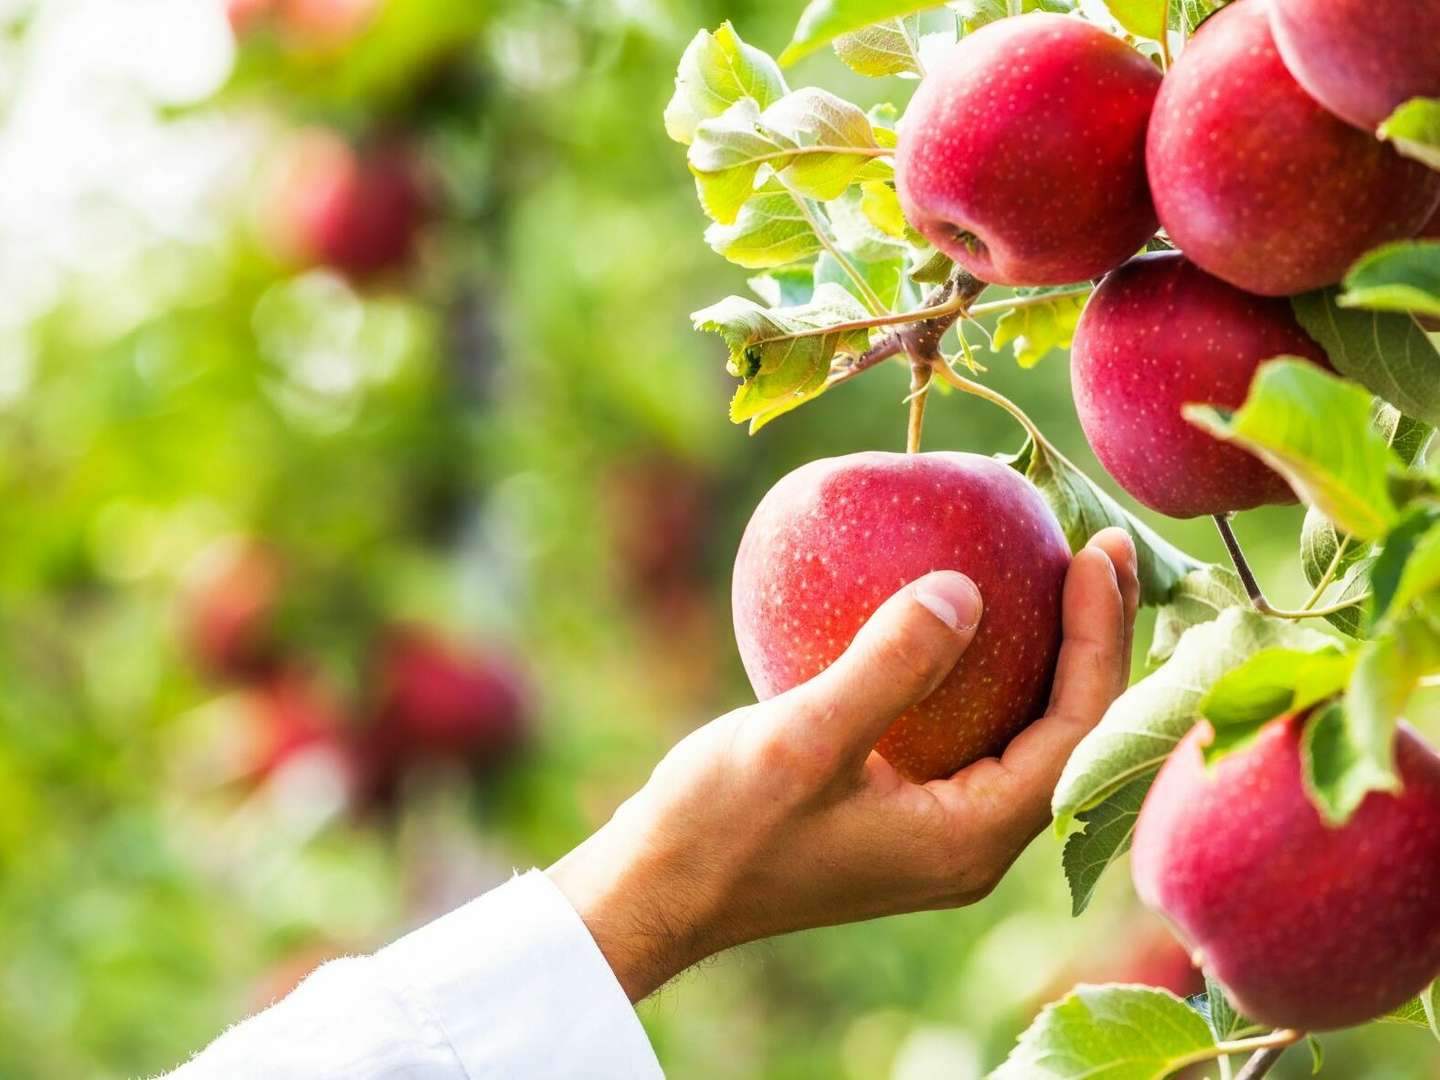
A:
[
  {"left": 1070, "top": 252, "right": 1331, "bottom": 519},
  {"left": 1269, "top": 0, "right": 1440, "bottom": 133},
  {"left": 182, "top": 538, "right": 281, "bottom": 682},
  {"left": 732, "top": 452, "right": 1071, "bottom": 782},
  {"left": 1146, "top": 1, "right": 1440, "bottom": 297},
  {"left": 895, "top": 14, "right": 1161, "bottom": 286},
  {"left": 1132, "top": 713, "right": 1440, "bottom": 1031}
]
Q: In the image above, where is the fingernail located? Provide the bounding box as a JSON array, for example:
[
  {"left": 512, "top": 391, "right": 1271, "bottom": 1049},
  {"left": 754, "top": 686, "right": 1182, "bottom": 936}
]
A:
[{"left": 914, "top": 572, "right": 982, "bottom": 632}]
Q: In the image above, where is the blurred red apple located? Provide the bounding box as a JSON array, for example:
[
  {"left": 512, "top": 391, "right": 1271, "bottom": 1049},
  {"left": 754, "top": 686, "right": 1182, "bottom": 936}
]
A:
[
  {"left": 1071, "top": 252, "right": 1331, "bottom": 518},
  {"left": 181, "top": 538, "right": 281, "bottom": 682},
  {"left": 265, "top": 130, "right": 428, "bottom": 281},
  {"left": 238, "top": 666, "right": 350, "bottom": 783},
  {"left": 1133, "top": 713, "right": 1440, "bottom": 1031},
  {"left": 732, "top": 452, "right": 1070, "bottom": 782},
  {"left": 228, "top": 0, "right": 378, "bottom": 47},
  {"left": 367, "top": 628, "right": 530, "bottom": 770},
  {"left": 896, "top": 14, "right": 1160, "bottom": 285},
  {"left": 1269, "top": 0, "right": 1440, "bottom": 133},
  {"left": 1147, "top": 1, "right": 1440, "bottom": 296}
]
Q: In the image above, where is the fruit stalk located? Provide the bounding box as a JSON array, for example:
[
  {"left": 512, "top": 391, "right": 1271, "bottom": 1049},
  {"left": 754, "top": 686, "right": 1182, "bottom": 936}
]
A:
[
  {"left": 1213, "top": 514, "right": 1370, "bottom": 620},
  {"left": 906, "top": 359, "right": 931, "bottom": 454},
  {"left": 1233, "top": 1044, "right": 1289, "bottom": 1080}
]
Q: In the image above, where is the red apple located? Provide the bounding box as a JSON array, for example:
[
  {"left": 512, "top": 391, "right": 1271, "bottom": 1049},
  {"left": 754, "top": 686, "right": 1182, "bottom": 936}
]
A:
[
  {"left": 895, "top": 14, "right": 1161, "bottom": 286},
  {"left": 1147, "top": 1, "right": 1440, "bottom": 296},
  {"left": 1070, "top": 252, "right": 1331, "bottom": 519},
  {"left": 732, "top": 452, "right": 1071, "bottom": 782},
  {"left": 266, "top": 131, "right": 427, "bottom": 281},
  {"left": 368, "top": 629, "right": 530, "bottom": 767},
  {"left": 226, "top": 0, "right": 275, "bottom": 35},
  {"left": 1269, "top": 0, "right": 1440, "bottom": 133},
  {"left": 239, "top": 667, "right": 349, "bottom": 782},
  {"left": 1132, "top": 713, "right": 1440, "bottom": 1031},
  {"left": 181, "top": 538, "right": 281, "bottom": 682}
]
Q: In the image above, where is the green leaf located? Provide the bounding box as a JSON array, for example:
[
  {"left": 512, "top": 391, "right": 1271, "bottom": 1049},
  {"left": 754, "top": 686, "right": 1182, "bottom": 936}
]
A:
[
  {"left": 780, "top": 0, "right": 948, "bottom": 65},
  {"left": 1383, "top": 981, "right": 1440, "bottom": 1042},
  {"left": 1002, "top": 439, "right": 1202, "bottom": 607},
  {"left": 762, "top": 88, "right": 883, "bottom": 201},
  {"left": 1184, "top": 359, "right": 1401, "bottom": 541},
  {"left": 1379, "top": 96, "right": 1440, "bottom": 171},
  {"left": 833, "top": 17, "right": 923, "bottom": 76},
  {"left": 814, "top": 251, "right": 909, "bottom": 311},
  {"left": 993, "top": 289, "right": 1088, "bottom": 368},
  {"left": 1322, "top": 555, "right": 1376, "bottom": 638},
  {"left": 858, "top": 180, "right": 909, "bottom": 239},
  {"left": 952, "top": 0, "right": 1075, "bottom": 33},
  {"left": 1199, "top": 646, "right": 1352, "bottom": 760},
  {"left": 1201, "top": 977, "right": 1258, "bottom": 1041},
  {"left": 664, "top": 22, "right": 788, "bottom": 147},
  {"left": 704, "top": 191, "right": 824, "bottom": 269},
  {"left": 1148, "top": 565, "right": 1249, "bottom": 666},
  {"left": 1061, "top": 772, "right": 1150, "bottom": 916},
  {"left": 1102, "top": 0, "right": 1167, "bottom": 42},
  {"left": 1340, "top": 241, "right": 1440, "bottom": 321},
  {"left": 1306, "top": 1035, "right": 1325, "bottom": 1074},
  {"left": 1293, "top": 288, "right": 1440, "bottom": 428},
  {"left": 689, "top": 99, "right": 796, "bottom": 224},
  {"left": 691, "top": 283, "right": 872, "bottom": 432},
  {"left": 1302, "top": 698, "right": 1400, "bottom": 826},
  {"left": 1371, "top": 509, "right": 1440, "bottom": 625},
  {"left": 1319, "top": 617, "right": 1440, "bottom": 821},
  {"left": 991, "top": 985, "right": 1216, "bottom": 1080},
  {"left": 1053, "top": 608, "right": 1333, "bottom": 835},
  {"left": 909, "top": 247, "right": 954, "bottom": 284},
  {"left": 1300, "top": 507, "right": 1366, "bottom": 590},
  {"left": 747, "top": 266, "right": 815, "bottom": 307}
]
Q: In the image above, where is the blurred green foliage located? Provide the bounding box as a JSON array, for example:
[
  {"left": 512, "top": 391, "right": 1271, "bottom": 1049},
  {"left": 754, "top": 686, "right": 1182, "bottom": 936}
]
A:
[{"left": 0, "top": 1, "right": 1435, "bottom": 1077}]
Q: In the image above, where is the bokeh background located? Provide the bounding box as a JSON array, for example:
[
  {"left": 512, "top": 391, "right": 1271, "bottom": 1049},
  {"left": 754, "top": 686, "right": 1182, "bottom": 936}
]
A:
[{"left": 0, "top": 1, "right": 1436, "bottom": 1077}]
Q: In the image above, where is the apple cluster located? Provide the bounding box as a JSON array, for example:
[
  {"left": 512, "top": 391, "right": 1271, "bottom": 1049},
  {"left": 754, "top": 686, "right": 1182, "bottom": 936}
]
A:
[{"left": 731, "top": 0, "right": 1440, "bottom": 1036}]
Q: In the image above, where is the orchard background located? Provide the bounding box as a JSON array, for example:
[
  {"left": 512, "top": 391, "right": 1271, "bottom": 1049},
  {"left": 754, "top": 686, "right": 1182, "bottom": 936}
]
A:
[{"left": 0, "top": 1, "right": 1436, "bottom": 1078}]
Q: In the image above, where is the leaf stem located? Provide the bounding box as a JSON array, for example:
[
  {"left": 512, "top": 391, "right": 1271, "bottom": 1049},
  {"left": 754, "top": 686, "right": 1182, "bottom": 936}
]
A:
[
  {"left": 1234, "top": 1044, "right": 1291, "bottom": 1080},
  {"left": 1300, "top": 534, "right": 1354, "bottom": 611},
  {"left": 785, "top": 187, "right": 887, "bottom": 315},
  {"left": 964, "top": 285, "right": 1092, "bottom": 319},
  {"left": 1213, "top": 514, "right": 1278, "bottom": 616},
  {"left": 1170, "top": 1029, "right": 1303, "bottom": 1074}
]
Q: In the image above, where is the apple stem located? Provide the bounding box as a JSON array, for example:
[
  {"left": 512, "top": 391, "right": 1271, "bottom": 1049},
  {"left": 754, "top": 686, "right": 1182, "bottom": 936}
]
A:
[
  {"left": 1212, "top": 514, "right": 1278, "bottom": 617},
  {"left": 906, "top": 360, "right": 931, "bottom": 453},
  {"left": 930, "top": 361, "right": 1048, "bottom": 451},
  {"left": 1212, "top": 514, "right": 1370, "bottom": 621}
]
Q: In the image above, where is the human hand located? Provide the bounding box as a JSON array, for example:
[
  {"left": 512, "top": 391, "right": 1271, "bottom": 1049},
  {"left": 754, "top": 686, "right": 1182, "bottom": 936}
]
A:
[{"left": 548, "top": 527, "right": 1139, "bottom": 1001}]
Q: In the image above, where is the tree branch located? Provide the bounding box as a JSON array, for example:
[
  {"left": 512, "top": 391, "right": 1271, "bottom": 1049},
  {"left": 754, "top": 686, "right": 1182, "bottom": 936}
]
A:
[{"left": 828, "top": 269, "right": 986, "bottom": 388}]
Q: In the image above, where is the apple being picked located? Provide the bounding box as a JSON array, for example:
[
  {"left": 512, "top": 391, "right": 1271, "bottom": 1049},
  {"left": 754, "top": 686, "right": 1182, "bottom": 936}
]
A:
[
  {"left": 1146, "top": 0, "right": 1440, "bottom": 296},
  {"left": 1132, "top": 712, "right": 1440, "bottom": 1031},
  {"left": 1070, "top": 252, "right": 1330, "bottom": 519},
  {"left": 1268, "top": 0, "right": 1440, "bottom": 133},
  {"left": 895, "top": 14, "right": 1160, "bottom": 286},
  {"left": 732, "top": 452, "right": 1070, "bottom": 782}
]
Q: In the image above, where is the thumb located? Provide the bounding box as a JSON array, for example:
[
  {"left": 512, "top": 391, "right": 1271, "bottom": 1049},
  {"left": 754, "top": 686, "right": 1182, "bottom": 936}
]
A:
[{"left": 780, "top": 571, "right": 982, "bottom": 766}]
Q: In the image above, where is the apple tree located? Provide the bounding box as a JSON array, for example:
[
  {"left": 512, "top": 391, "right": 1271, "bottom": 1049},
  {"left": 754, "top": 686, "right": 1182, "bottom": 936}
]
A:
[{"left": 666, "top": 0, "right": 1440, "bottom": 1076}]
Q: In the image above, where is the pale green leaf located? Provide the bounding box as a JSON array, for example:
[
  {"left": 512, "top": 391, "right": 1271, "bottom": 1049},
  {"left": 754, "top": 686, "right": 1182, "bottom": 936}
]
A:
[
  {"left": 993, "top": 289, "right": 1088, "bottom": 368},
  {"left": 1199, "top": 646, "right": 1352, "bottom": 760},
  {"left": 991, "top": 985, "right": 1216, "bottom": 1080},
  {"left": 689, "top": 99, "right": 795, "bottom": 224},
  {"left": 1379, "top": 96, "right": 1440, "bottom": 171},
  {"left": 1184, "top": 359, "right": 1401, "bottom": 541},
  {"left": 858, "top": 179, "right": 908, "bottom": 239},
  {"left": 833, "top": 17, "right": 923, "bottom": 76},
  {"left": 1148, "top": 565, "right": 1249, "bottom": 666},
  {"left": 762, "top": 87, "right": 882, "bottom": 201},
  {"left": 1053, "top": 608, "right": 1333, "bottom": 835},
  {"left": 951, "top": 0, "right": 1075, "bottom": 33},
  {"left": 1340, "top": 241, "right": 1440, "bottom": 321},
  {"left": 1383, "top": 981, "right": 1440, "bottom": 1042},
  {"left": 1103, "top": 0, "right": 1166, "bottom": 42},
  {"left": 781, "top": 0, "right": 948, "bottom": 65},
  {"left": 664, "top": 22, "right": 788, "bottom": 146},
  {"left": 704, "top": 192, "right": 823, "bottom": 268},
  {"left": 1293, "top": 289, "right": 1440, "bottom": 427}
]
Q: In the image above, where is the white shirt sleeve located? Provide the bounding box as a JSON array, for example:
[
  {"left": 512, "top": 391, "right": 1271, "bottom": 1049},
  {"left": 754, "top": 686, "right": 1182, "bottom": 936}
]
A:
[{"left": 161, "top": 869, "right": 664, "bottom": 1079}]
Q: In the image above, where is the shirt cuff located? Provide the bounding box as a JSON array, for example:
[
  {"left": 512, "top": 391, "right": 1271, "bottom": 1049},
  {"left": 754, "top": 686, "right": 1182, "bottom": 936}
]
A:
[{"left": 374, "top": 869, "right": 663, "bottom": 1080}]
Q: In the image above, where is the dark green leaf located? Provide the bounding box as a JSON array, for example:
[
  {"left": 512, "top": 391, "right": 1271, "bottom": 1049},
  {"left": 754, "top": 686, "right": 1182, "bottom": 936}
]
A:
[
  {"left": 1199, "top": 646, "right": 1352, "bottom": 761},
  {"left": 1370, "top": 508, "right": 1440, "bottom": 625},
  {"left": 1061, "top": 772, "right": 1150, "bottom": 916},
  {"left": 1292, "top": 289, "right": 1440, "bottom": 428},
  {"left": 1302, "top": 699, "right": 1400, "bottom": 826}
]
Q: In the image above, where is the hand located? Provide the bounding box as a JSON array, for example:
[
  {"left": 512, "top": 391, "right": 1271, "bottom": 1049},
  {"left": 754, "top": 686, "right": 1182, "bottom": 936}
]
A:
[{"left": 548, "top": 528, "right": 1139, "bottom": 1001}]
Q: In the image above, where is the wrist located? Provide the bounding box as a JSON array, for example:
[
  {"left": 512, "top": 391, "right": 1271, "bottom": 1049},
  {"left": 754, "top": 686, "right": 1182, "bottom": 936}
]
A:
[{"left": 547, "top": 805, "right": 727, "bottom": 1001}]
